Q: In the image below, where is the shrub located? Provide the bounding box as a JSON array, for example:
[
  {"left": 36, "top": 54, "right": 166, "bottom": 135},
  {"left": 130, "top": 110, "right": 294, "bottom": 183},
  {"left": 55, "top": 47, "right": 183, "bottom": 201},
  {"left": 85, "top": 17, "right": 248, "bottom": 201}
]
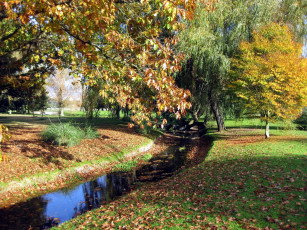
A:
[
  {"left": 42, "top": 123, "right": 99, "bottom": 146},
  {"left": 295, "top": 107, "right": 307, "bottom": 130}
]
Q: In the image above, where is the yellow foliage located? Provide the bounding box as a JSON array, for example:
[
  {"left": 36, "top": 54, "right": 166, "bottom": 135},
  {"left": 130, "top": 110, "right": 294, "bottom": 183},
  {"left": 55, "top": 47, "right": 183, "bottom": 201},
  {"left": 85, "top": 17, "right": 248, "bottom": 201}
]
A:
[{"left": 230, "top": 23, "right": 307, "bottom": 122}]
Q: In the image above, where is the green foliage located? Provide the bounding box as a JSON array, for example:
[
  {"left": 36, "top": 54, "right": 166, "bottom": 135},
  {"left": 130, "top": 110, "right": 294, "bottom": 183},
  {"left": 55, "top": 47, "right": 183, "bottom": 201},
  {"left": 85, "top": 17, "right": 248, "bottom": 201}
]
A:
[
  {"left": 295, "top": 107, "right": 307, "bottom": 130},
  {"left": 83, "top": 125, "right": 100, "bottom": 139},
  {"left": 37, "top": 89, "right": 49, "bottom": 113},
  {"left": 177, "top": 0, "right": 277, "bottom": 128},
  {"left": 141, "top": 153, "right": 152, "bottom": 161},
  {"left": 113, "top": 153, "right": 153, "bottom": 172},
  {"left": 113, "top": 159, "right": 138, "bottom": 172},
  {"left": 177, "top": 0, "right": 306, "bottom": 127},
  {"left": 42, "top": 123, "right": 99, "bottom": 146}
]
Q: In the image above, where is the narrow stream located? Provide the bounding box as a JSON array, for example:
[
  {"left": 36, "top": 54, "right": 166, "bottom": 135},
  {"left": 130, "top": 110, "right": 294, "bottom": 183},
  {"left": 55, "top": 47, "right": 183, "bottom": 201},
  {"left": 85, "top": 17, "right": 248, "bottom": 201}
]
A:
[{"left": 0, "top": 136, "right": 194, "bottom": 230}]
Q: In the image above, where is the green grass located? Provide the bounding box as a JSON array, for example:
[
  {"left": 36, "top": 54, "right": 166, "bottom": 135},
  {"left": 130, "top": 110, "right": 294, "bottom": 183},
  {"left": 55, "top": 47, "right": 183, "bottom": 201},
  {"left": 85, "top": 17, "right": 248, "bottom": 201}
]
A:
[
  {"left": 63, "top": 110, "right": 118, "bottom": 118},
  {"left": 113, "top": 159, "right": 139, "bottom": 172},
  {"left": 206, "top": 118, "right": 299, "bottom": 131},
  {"left": 42, "top": 123, "right": 99, "bottom": 146},
  {"left": 56, "top": 127, "right": 307, "bottom": 230},
  {"left": 0, "top": 112, "right": 128, "bottom": 128},
  {"left": 112, "top": 153, "right": 153, "bottom": 172}
]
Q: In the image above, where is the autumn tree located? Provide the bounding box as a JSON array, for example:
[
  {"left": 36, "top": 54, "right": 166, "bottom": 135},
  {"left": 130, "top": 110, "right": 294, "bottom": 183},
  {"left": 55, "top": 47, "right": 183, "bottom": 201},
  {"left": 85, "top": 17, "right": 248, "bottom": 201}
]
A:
[
  {"left": 229, "top": 23, "right": 307, "bottom": 138},
  {"left": 176, "top": 0, "right": 306, "bottom": 131},
  {"left": 177, "top": 0, "right": 274, "bottom": 131},
  {"left": 82, "top": 83, "right": 123, "bottom": 120},
  {"left": 0, "top": 4, "right": 65, "bottom": 94},
  {"left": 1, "top": 0, "right": 217, "bottom": 126},
  {"left": 0, "top": 1, "right": 70, "bottom": 115},
  {"left": 0, "top": 13, "right": 58, "bottom": 79}
]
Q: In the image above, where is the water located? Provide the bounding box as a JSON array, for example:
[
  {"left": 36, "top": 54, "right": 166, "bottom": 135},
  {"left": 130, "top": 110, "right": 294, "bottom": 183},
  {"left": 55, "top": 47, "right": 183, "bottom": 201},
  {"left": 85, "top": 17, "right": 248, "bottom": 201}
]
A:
[{"left": 0, "top": 137, "right": 193, "bottom": 230}]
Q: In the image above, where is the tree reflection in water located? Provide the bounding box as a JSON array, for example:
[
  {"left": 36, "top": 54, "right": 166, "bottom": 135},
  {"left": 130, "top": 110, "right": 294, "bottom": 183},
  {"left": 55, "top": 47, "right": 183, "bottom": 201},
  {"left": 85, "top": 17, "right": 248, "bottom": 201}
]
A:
[
  {"left": 0, "top": 137, "right": 192, "bottom": 229},
  {"left": 0, "top": 196, "right": 50, "bottom": 229},
  {"left": 72, "top": 173, "right": 133, "bottom": 217}
]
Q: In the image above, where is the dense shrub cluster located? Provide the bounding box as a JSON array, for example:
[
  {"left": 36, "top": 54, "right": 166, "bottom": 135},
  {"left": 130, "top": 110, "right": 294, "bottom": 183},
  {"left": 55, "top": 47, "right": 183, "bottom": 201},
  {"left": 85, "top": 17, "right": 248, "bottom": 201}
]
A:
[{"left": 42, "top": 123, "right": 99, "bottom": 146}]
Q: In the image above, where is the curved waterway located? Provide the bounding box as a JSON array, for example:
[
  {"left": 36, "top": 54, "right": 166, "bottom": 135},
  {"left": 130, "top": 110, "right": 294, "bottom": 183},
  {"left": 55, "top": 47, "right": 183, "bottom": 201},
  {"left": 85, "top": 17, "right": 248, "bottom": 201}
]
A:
[{"left": 0, "top": 134, "right": 203, "bottom": 230}]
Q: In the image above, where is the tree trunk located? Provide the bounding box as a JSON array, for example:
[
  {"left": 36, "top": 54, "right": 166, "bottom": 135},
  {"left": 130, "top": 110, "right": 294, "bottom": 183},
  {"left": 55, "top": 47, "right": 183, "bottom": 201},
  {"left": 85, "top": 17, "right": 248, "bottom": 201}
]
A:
[
  {"left": 208, "top": 90, "right": 225, "bottom": 132},
  {"left": 211, "top": 100, "right": 225, "bottom": 132},
  {"left": 59, "top": 107, "right": 64, "bottom": 117},
  {"left": 265, "top": 120, "right": 270, "bottom": 139},
  {"left": 116, "top": 106, "right": 120, "bottom": 119},
  {"left": 123, "top": 105, "right": 129, "bottom": 120},
  {"left": 203, "top": 112, "right": 209, "bottom": 126},
  {"left": 192, "top": 109, "right": 199, "bottom": 122}
]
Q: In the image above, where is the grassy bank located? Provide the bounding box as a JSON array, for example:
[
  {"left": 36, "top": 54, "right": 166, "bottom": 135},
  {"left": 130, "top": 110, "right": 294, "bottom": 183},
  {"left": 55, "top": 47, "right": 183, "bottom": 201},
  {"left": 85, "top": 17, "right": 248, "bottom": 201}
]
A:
[
  {"left": 57, "top": 127, "right": 307, "bottom": 229},
  {"left": 0, "top": 116, "right": 159, "bottom": 208}
]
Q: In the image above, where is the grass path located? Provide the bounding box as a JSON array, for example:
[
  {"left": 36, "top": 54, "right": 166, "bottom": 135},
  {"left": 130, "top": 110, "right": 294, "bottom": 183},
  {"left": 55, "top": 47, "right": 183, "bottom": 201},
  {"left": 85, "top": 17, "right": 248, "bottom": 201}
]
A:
[{"left": 57, "top": 129, "right": 307, "bottom": 229}]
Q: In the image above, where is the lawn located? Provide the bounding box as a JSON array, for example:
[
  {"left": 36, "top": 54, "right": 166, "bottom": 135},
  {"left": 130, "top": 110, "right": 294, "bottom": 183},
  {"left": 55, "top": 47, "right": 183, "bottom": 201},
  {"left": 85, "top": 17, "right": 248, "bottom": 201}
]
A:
[{"left": 56, "top": 126, "right": 307, "bottom": 229}]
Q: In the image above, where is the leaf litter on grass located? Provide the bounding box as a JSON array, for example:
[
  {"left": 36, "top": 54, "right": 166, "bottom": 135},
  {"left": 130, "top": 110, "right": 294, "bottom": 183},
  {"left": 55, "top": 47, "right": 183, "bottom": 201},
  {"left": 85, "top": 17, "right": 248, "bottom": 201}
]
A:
[
  {"left": 0, "top": 124, "right": 152, "bottom": 207},
  {"left": 57, "top": 129, "right": 307, "bottom": 230}
]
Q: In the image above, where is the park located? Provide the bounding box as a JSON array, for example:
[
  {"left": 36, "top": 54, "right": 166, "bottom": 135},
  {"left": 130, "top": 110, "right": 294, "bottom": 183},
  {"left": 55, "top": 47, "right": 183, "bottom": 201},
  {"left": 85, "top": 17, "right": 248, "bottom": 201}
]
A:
[{"left": 0, "top": 0, "right": 306, "bottom": 229}]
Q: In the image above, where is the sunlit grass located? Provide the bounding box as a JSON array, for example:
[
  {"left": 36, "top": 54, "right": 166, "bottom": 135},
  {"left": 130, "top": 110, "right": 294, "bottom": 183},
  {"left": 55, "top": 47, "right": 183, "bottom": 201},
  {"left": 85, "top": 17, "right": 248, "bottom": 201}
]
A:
[{"left": 56, "top": 127, "right": 307, "bottom": 229}]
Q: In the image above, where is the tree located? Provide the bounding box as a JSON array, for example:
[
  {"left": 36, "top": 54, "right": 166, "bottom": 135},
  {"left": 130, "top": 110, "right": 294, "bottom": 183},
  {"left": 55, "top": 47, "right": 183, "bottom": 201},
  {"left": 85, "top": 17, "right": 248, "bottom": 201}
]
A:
[
  {"left": 0, "top": 6, "right": 63, "bottom": 90},
  {"left": 46, "top": 69, "right": 81, "bottom": 116},
  {"left": 0, "top": 5, "right": 63, "bottom": 114},
  {"left": 0, "top": 71, "right": 46, "bottom": 114},
  {"left": 2, "top": 0, "right": 216, "bottom": 126},
  {"left": 176, "top": 0, "right": 306, "bottom": 131},
  {"left": 229, "top": 23, "right": 307, "bottom": 138},
  {"left": 177, "top": 0, "right": 274, "bottom": 131},
  {"left": 37, "top": 88, "right": 49, "bottom": 116}
]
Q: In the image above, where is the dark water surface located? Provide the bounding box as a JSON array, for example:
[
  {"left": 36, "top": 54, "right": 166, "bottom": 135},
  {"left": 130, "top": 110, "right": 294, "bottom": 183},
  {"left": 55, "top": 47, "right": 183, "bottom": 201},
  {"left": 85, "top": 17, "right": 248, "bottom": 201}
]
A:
[{"left": 0, "top": 137, "right": 194, "bottom": 230}]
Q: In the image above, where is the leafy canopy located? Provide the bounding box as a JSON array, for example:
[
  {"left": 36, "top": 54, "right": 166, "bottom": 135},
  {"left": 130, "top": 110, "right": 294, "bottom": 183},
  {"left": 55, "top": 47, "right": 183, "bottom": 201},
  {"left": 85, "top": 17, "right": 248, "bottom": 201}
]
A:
[
  {"left": 1, "top": 0, "right": 215, "bottom": 125},
  {"left": 230, "top": 23, "right": 307, "bottom": 123},
  {"left": 176, "top": 0, "right": 306, "bottom": 123}
]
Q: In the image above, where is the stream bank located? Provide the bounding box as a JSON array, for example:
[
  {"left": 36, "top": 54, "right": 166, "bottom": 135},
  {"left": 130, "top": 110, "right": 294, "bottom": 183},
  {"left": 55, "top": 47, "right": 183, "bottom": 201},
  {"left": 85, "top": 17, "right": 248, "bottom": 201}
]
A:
[{"left": 0, "top": 132, "right": 213, "bottom": 230}]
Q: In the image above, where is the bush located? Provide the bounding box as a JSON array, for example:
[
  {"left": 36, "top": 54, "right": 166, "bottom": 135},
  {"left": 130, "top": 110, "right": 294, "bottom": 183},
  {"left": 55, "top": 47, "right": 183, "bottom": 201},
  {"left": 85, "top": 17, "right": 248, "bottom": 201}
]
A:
[
  {"left": 295, "top": 107, "right": 307, "bottom": 130},
  {"left": 42, "top": 123, "right": 99, "bottom": 146}
]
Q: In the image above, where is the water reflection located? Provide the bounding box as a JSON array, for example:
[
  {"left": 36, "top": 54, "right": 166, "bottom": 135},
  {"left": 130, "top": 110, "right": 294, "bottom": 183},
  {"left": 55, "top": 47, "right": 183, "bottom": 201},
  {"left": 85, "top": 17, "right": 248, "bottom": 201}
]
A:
[{"left": 0, "top": 138, "right": 192, "bottom": 229}]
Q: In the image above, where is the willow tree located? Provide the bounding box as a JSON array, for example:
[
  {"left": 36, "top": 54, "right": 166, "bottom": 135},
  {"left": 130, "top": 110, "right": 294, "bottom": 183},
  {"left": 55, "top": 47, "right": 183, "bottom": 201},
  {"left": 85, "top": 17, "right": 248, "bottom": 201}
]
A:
[
  {"left": 230, "top": 24, "right": 307, "bottom": 138},
  {"left": 177, "top": 0, "right": 306, "bottom": 131}
]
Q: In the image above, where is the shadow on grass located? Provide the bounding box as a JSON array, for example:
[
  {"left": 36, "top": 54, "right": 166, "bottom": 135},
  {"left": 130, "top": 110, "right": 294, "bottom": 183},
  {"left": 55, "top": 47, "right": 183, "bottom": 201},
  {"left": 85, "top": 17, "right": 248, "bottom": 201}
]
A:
[
  {"left": 1, "top": 114, "right": 152, "bottom": 150},
  {"left": 2, "top": 137, "right": 74, "bottom": 167},
  {"left": 0, "top": 114, "right": 126, "bottom": 127},
  {"left": 0, "top": 115, "right": 152, "bottom": 140}
]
